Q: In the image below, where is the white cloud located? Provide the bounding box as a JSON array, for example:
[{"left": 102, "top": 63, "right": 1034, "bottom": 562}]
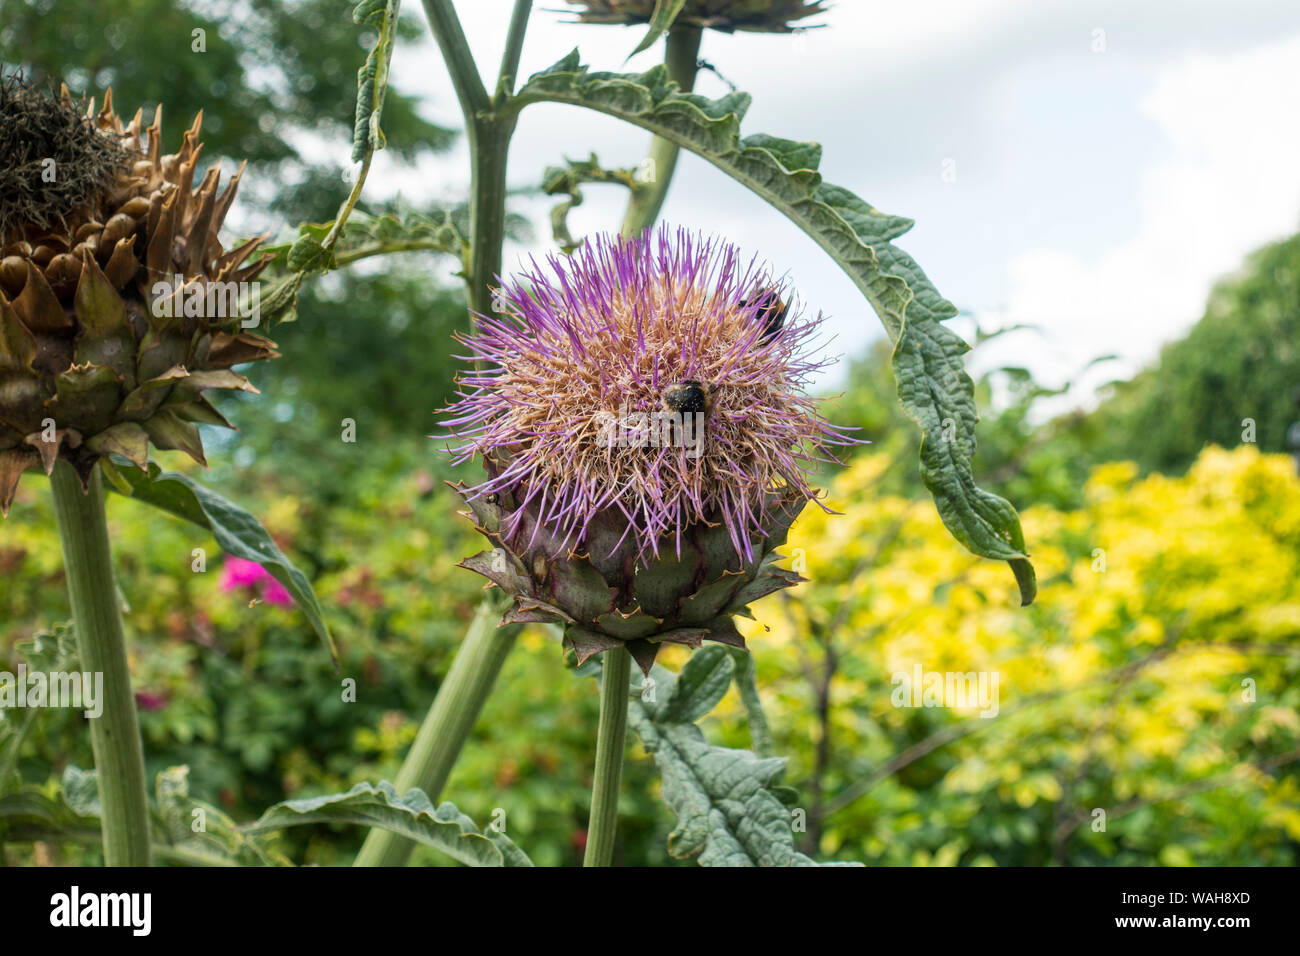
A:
[{"left": 975, "top": 32, "right": 1300, "bottom": 402}]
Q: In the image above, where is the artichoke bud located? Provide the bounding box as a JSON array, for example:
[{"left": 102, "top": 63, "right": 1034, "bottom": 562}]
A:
[
  {"left": 454, "top": 457, "right": 809, "bottom": 676},
  {"left": 0, "top": 78, "right": 275, "bottom": 514}
]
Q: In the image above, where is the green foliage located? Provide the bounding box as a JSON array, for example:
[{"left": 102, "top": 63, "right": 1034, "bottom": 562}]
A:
[
  {"left": 2, "top": 764, "right": 533, "bottom": 866},
  {"left": 106, "top": 461, "right": 335, "bottom": 662},
  {"left": 619, "top": 647, "right": 860, "bottom": 865},
  {"left": 628, "top": 0, "right": 689, "bottom": 57},
  {"left": 729, "top": 445, "right": 1300, "bottom": 865},
  {"left": 0, "top": 457, "right": 681, "bottom": 866},
  {"left": 250, "top": 780, "right": 532, "bottom": 866},
  {"left": 349, "top": 0, "right": 401, "bottom": 162},
  {"left": 542, "top": 155, "right": 640, "bottom": 253},
  {"left": 826, "top": 334, "right": 1110, "bottom": 512}
]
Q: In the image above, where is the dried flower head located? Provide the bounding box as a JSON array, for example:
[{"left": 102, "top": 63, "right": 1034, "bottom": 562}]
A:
[
  {"left": 443, "top": 226, "right": 852, "bottom": 674},
  {"left": 0, "top": 79, "right": 275, "bottom": 514}
]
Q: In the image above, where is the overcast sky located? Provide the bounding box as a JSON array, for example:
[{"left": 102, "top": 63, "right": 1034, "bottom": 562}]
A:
[{"left": 368, "top": 0, "right": 1300, "bottom": 400}]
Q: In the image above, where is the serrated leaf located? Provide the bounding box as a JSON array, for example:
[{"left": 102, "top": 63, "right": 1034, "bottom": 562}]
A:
[
  {"left": 617, "top": 659, "right": 860, "bottom": 867},
  {"left": 349, "top": 1, "right": 399, "bottom": 162},
  {"left": 153, "top": 765, "right": 291, "bottom": 866},
  {"left": 247, "top": 781, "right": 532, "bottom": 867},
  {"left": 106, "top": 461, "right": 336, "bottom": 664},
  {"left": 513, "top": 53, "right": 1035, "bottom": 603},
  {"left": 0, "top": 765, "right": 290, "bottom": 866}
]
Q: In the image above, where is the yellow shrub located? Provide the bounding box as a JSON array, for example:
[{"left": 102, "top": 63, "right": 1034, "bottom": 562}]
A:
[{"left": 732, "top": 446, "right": 1300, "bottom": 865}]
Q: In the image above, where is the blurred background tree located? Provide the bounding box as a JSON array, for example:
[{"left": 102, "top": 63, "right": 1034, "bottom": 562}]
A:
[{"left": 1084, "top": 234, "right": 1300, "bottom": 475}]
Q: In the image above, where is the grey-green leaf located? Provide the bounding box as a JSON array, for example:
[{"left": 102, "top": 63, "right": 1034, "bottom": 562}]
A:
[
  {"left": 657, "top": 644, "right": 733, "bottom": 724},
  {"left": 512, "top": 52, "right": 1036, "bottom": 603},
  {"left": 625, "top": 661, "right": 860, "bottom": 866},
  {"left": 107, "top": 460, "right": 336, "bottom": 664},
  {"left": 247, "top": 781, "right": 532, "bottom": 867}
]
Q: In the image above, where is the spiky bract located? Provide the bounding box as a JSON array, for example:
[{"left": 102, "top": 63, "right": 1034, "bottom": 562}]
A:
[{"left": 0, "top": 81, "right": 275, "bottom": 513}]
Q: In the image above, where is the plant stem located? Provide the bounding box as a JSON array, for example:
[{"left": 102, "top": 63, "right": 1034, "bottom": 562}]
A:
[
  {"left": 354, "top": 598, "right": 519, "bottom": 866},
  {"left": 583, "top": 647, "right": 631, "bottom": 867},
  {"left": 420, "top": 0, "right": 489, "bottom": 118},
  {"left": 466, "top": 115, "right": 517, "bottom": 319},
  {"left": 353, "top": 1, "right": 525, "bottom": 870},
  {"left": 48, "top": 460, "right": 151, "bottom": 867},
  {"left": 496, "top": 0, "right": 533, "bottom": 97},
  {"left": 620, "top": 25, "right": 702, "bottom": 236},
  {"left": 420, "top": 0, "right": 518, "bottom": 321}
]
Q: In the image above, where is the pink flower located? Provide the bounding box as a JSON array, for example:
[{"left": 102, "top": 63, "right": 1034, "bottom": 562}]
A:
[
  {"left": 221, "top": 556, "right": 268, "bottom": 591},
  {"left": 135, "top": 690, "right": 168, "bottom": 712},
  {"left": 220, "top": 557, "right": 294, "bottom": 607},
  {"left": 261, "top": 577, "right": 293, "bottom": 607}
]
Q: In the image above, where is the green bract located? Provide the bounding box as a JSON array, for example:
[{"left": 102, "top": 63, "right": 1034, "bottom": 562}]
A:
[{"left": 456, "top": 467, "right": 807, "bottom": 676}]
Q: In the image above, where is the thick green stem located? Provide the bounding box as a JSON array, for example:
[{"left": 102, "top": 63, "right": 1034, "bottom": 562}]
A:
[
  {"left": 420, "top": 0, "right": 490, "bottom": 118},
  {"left": 583, "top": 648, "right": 632, "bottom": 867},
  {"left": 49, "top": 460, "right": 151, "bottom": 867},
  {"left": 466, "top": 116, "right": 517, "bottom": 319},
  {"left": 352, "top": 0, "right": 525, "bottom": 870},
  {"left": 620, "top": 26, "right": 702, "bottom": 237},
  {"left": 418, "top": 0, "right": 519, "bottom": 320},
  {"left": 354, "top": 598, "right": 519, "bottom": 866}
]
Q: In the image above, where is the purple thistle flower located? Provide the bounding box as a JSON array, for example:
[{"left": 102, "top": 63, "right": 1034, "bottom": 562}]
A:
[
  {"left": 443, "top": 225, "right": 853, "bottom": 565},
  {"left": 439, "top": 226, "right": 855, "bottom": 674}
]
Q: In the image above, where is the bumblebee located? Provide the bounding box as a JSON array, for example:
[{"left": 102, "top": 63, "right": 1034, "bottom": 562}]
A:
[
  {"left": 662, "top": 380, "right": 712, "bottom": 415},
  {"left": 740, "top": 287, "right": 789, "bottom": 345}
]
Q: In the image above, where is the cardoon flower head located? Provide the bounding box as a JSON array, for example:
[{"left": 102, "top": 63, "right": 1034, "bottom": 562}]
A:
[
  {"left": 0, "top": 79, "right": 276, "bottom": 515},
  {"left": 443, "top": 226, "right": 852, "bottom": 674}
]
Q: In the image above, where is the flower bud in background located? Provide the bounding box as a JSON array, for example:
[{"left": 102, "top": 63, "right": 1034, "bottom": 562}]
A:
[
  {"left": 442, "top": 226, "right": 853, "bottom": 675},
  {"left": 562, "top": 0, "right": 828, "bottom": 34},
  {"left": 0, "top": 78, "right": 277, "bottom": 513}
]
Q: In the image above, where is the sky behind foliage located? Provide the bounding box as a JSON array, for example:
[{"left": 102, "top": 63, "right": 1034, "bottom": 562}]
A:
[{"left": 356, "top": 0, "right": 1300, "bottom": 400}]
